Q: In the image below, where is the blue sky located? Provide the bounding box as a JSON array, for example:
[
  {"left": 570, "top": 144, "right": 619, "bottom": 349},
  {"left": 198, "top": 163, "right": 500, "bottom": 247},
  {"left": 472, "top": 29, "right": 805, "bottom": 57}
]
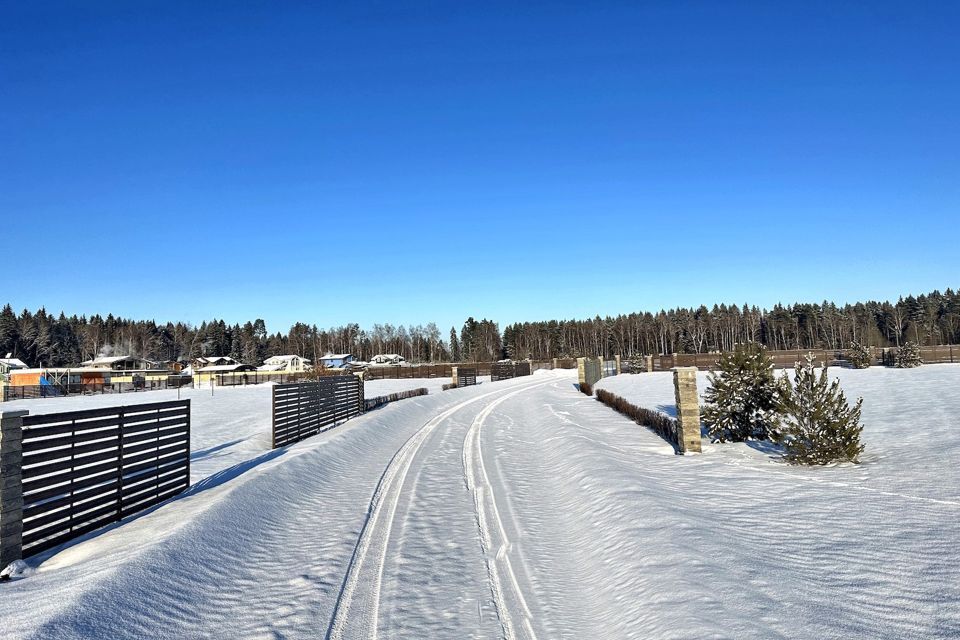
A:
[{"left": 2, "top": 1, "right": 957, "bottom": 334}]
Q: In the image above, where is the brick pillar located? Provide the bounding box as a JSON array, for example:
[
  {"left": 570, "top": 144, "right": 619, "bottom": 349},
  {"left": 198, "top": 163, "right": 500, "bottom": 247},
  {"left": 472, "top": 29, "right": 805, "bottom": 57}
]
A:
[
  {"left": 577, "top": 357, "right": 602, "bottom": 388},
  {"left": 672, "top": 367, "right": 702, "bottom": 454},
  {"left": 451, "top": 366, "right": 459, "bottom": 387},
  {"left": 615, "top": 355, "right": 622, "bottom": 375},
  {"left": 1, "top": 410, "right": 27, "bottom": 568},
  {"left": 645, "top": 355, "right": 654, "bottom": 373},
  {"left": 355, "top": 372, "right": 366, "bottom": 413}
]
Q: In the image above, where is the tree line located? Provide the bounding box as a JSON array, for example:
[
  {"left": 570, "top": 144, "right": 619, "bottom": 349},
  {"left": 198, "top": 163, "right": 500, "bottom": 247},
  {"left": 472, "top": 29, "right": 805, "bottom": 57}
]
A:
[{"left": 1, "top": 288, "right": 957, "bottom": 368}]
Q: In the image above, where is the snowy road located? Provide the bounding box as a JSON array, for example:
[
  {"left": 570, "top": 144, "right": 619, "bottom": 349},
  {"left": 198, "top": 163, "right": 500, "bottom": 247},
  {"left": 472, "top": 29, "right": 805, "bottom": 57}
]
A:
[{"left": 2, "top": 367, "right": 959, "bottom": 638}]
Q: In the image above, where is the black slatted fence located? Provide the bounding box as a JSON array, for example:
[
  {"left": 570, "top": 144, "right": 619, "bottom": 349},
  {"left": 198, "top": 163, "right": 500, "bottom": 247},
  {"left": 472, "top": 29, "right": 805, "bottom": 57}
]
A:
[
  {"left": 272, "top": 376, "right": 362, "bottom": 449},
  {"left": 20, "top": 400, "right": 191, "bottom": 557}
]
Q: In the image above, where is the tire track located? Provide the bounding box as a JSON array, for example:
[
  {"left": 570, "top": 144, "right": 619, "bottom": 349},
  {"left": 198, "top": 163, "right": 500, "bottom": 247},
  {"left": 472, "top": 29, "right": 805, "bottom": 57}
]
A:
[
  {"left": 463, "top": 381, "right": 554, "bottom": 640},
  {"left": 326, "top": 378, "right": 548, "bottom": 640}
]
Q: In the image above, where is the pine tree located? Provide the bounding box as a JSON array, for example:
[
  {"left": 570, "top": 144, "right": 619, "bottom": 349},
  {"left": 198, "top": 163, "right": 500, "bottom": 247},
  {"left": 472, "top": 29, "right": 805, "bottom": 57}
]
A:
[
  {"left": 702, "top": 342, "right": 785, "bottom": 442},
  {"left": 0, "top": 304, "right": 17, "bottom": 356},
  {"left": 845, "top": 341, "right": 872, "bottom": 369},
  {"left": 449, "top": 327, "right": 461, "bottom": 362},
  {"left": 777, "top": 354, "right": 864, "bottom": 464},
  {"left": 895, "top": 341, "right": 923, "bottom": 368}
]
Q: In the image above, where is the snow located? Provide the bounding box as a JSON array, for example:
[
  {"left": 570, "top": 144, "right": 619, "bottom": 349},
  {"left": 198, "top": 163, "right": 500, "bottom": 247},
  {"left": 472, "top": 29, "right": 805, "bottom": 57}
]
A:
[{"left": 1, "top": 366, "right": 958, "bottom": 638}]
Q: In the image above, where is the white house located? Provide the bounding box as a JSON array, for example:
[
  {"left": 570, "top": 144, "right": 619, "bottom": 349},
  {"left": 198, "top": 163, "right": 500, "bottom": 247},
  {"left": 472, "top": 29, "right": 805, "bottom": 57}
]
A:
[
  {"left": 370, "top": 353, "right": 406, "bottom": 365},
  {"left": 0, "top": 355, "right": 29, "bottom": 375},
  {"left": 318, "top": 353, "right": 354, "bottom": 368},
  {"left": 259, "top": 354, "right": 311, "bottom": 373}
]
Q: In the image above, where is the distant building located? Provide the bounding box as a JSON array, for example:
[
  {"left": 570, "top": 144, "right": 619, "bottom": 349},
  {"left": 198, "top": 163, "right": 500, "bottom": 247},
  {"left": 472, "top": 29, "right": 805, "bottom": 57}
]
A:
[
  {"left": 194, "top": 362, "right": 257, "bottom": 385},
  {"left": 259, "top": 355, "right": 311, "bottom": 373},
  {"left": 0, "top": 356, "right": 29, "bottom": 375},
  {"left": 370, "top": 354, "right": 406, "bottom": 365},
  {"left": 195, "top": 363, "right": 255, "bottom": 373},
  {"left": 317, "top": 353, "right": 354, "bottom": 369},
  {"left": 80, "top": 355, "right": 156, "bottom": 371},
  {"left": 193, "top": 356, "right": 239, "bottom": 370}
]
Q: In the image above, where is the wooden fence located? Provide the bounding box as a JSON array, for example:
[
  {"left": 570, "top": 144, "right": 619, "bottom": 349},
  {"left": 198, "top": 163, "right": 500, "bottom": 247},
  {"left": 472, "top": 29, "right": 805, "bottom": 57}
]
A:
[
  {"left": 19, "top": 400, "right": 191, "bottom": 557},
  {"left": 652, "top": 349, "right": 844, "bottom": 371},
  {"left": 455, "top": 367, "right": 478, "bottom": 387},
  {"left": 271, "top": 376, "right": 363, "bottom": 449},
  {"left": 880, "top": 344, "right": 959, "bottom": 366},
  {"left": 643, "top": 345, "right": 960, "bottom": 372},
  {"left": 363, "top": 363, "right": 480, "bottom": 380},
  {"left": 490, "top": 362, "right": 533, "bottom": 382},
  {"left": 3, "top": 376, "right": 193, "bottom": 402}
]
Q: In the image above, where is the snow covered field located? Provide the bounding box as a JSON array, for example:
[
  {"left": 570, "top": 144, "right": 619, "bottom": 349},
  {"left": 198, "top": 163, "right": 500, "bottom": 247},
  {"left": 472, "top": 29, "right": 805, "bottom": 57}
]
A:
[{"left": 1, "top": 366, "right": 958, "bottom": 638}]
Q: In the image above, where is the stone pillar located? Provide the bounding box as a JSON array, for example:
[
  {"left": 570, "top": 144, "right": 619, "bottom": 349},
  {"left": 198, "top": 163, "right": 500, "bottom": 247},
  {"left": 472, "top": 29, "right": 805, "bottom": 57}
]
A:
[
  {"left": 577, "top": 357, "right": 602, "bottom": 388},
  {"left": 644, "top": 355, "right": 654, "bottom": 373},
  {"left": 615, "top": 355, "right": 622, "bottom": 375},
  {"left": 672, "top": 367, "right": 701, "bottom": 454},
  {"left": 451, "top": 366, "right": 459, "bottom": 387},
  {"left": 552, "top": 358, "right": 558, "bottom": 370},
  {"left": 1, "top": 410, "right": 27, "bottom": 568},
  {"left": 355, "top": 371, "right": 366, "bottom": 413}
]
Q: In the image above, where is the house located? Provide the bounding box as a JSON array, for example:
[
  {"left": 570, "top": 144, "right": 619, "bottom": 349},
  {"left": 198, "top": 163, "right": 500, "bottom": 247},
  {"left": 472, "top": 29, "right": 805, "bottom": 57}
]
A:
[
  {"left": 317, "top": 353, "right": 354, "bottom": 369},
  {"left": 370, "top": 354, "right": 406, "bottom": 365},
  {"left": 79, "top": 355, "right": 156, "bottom": 371},
  {"left": 194, "top": 362, "right": 256, "bottom": 385},
  {"left": 193, "top": 356, "right": 239, "bottom": 370},
  {"left": 196, "top": 363, "right": 255, "bottom": 373},
  {"left": 260, "top": 354, "right": 311, "bottom": 373},
  {"left": 0, "top": 355, "right": 29, "bottom": 376}
]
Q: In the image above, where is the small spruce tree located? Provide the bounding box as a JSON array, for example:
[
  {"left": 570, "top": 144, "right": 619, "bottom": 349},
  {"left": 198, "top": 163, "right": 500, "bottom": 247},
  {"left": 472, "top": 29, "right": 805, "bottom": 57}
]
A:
[
  {"left": 702, "top": 342, "right": 785, "bottom": 442},
  {"left": 845, "top": 341, "right": 872, "bottom": 369},
  {"left": 626, "top": 353, "right": 647, "bottom": 374},
  {"left": 778, "top": 354, "right": 864, "bottom": 464},
  {"left": 895, "top": 341, "right": 923, "bottom": 368}
]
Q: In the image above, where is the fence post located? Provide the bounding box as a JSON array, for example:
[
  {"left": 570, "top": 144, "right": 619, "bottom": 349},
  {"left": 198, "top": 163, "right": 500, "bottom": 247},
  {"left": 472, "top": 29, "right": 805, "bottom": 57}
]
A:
[
  {"left": 1, "top": 409, "right": 27, "bottom": 568},
  {"left": 615, "top": 355, "right": 622, "bottom": 375},
  {"left": 645, "top": 355, "right": 654, "bottom": 373},
  {"left": 357, "top": 373, "right": 365, "bottom": 414},
  {"left": 672, "top": 367, "right": 702, "bottom": 454},
  {"left": 451, "top": 366, "right": 459, "bottom": 388}
]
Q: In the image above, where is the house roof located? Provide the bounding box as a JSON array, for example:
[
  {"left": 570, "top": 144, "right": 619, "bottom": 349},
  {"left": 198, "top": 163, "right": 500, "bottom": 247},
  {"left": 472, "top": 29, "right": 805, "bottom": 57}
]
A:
[
  {"left": 81, "top": 355, "right": 138, "bottom": 365},
  {"left": 257, "top": 363, "right": 286, "bottom": 371},
  {"left": 0, "top": 358, "right": 28, "bottom": 368},
  {"left": 196, "top": 356, "right": 236, "bottom": 363},
  {"left": 265, "top": 354, "right": 312, "bottom": 363},
  {"left": 11, "top": 367, "right": 169, "bottom": 374},
  {"left": 319, "top": 354, "right": 352, "bottom": 360}
]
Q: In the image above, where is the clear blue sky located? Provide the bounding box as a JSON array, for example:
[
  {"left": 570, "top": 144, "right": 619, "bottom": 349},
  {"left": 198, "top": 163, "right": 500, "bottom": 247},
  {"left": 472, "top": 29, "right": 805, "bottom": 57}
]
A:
[{"left": 2, "top": 1, "right": 957, "bottom": 334}]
